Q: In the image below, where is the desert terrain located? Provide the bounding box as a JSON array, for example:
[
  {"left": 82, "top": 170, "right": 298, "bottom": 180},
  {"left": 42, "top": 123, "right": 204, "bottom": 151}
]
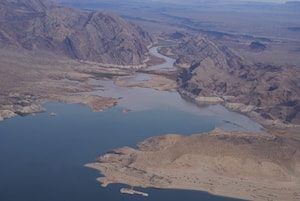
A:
[
  {"left": 87, "top": 129, "right": 300, "bottom": 201},
  {"left": 1, "top": 0, "right": 300, "bottom": 201},
  {"left": 0, "top": 0, "right": 160, "bottom": 121}
]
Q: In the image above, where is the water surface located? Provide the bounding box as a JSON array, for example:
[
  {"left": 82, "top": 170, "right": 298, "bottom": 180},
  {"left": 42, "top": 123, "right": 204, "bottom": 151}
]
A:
[
  {"left": 0, "top": 103, "right": 245, "bottom": 201},
  {"left": 90, "top": 78, "right": 261, "bottom": 132},
  {"left": 148, "top": 46, "right": 176, "bottom": 71},
  {"left": 0, "top": 46, "right": 252, "bottom": 201}
]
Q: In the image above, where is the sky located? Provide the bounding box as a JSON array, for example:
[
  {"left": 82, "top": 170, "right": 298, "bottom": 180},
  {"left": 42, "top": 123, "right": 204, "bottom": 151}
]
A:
[
  {"left": 153, "top": 0, "right": 299, "bottom": 2},
  {"left": 59, "top": 0, "right": 300, "bottom": 5},
  {"left": 149, "top": 0, "right": 294, "bottom": 1},
  {"left": 61, "top": 0, "right": 300, "bottom": 2}
]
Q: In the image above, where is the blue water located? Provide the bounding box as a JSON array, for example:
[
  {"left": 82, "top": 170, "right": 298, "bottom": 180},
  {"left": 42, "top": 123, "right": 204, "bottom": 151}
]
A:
[{"left": 0, "top": 102, "right": 244, "bottom": 201}]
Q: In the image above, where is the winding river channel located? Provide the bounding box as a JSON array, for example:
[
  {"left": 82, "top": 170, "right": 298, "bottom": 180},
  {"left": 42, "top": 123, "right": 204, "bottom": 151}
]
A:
[{"left": 0, "top": 47, "right": 258, "bottom": 201}]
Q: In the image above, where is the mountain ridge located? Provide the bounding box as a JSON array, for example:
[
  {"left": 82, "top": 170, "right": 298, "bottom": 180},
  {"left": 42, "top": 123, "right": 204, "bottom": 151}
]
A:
[{"left": 0, "top": 0, "right": 152, "bottom": 65}]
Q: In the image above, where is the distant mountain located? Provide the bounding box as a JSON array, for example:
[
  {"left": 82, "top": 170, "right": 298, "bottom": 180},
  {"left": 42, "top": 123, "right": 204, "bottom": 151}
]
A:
[
  {"left": 249, "top": 41, "right": 267, "bottom": 51},
  {"left": 286, "top": 1, "right": 300, "bottom": 5},
  {"left": 285, "top": 1, "right": 300, "bottom": 9},
  {"left": 0, "top": 0, "right": 152, "bottom": 65}
]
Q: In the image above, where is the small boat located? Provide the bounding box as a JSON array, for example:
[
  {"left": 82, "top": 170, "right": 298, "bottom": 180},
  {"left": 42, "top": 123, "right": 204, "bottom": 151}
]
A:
[
  {"left": 49, "top": 112, "right": 57, "bottom": 116},
  {"left": 120, "top": 187, "right": 149, "bottom": 197}
]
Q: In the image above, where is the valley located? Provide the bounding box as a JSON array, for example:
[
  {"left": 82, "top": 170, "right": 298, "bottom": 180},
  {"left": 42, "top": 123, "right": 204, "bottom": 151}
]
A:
[{"left": 0, "top": 0, "right": 299, "bottom": 201}]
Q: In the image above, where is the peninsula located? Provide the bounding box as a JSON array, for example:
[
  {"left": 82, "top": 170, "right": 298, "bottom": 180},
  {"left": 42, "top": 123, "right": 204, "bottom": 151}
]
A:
[{"left": 86, "top": 129, "right": 300, "bottom": 201}]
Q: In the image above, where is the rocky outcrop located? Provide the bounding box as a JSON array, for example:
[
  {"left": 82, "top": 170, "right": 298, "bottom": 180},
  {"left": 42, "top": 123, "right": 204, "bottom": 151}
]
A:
[
  {"left": 249, "top": 41, "right": 267, "bottom": 51},
  {"left": 48, "top": 94, "right": 118, "bottom": 112},
  {"left": 0, "top": 0, "right": 152, "bottom": 65},
  {"left": 0, "top": 92, "right": 46, "bottom": 120},
  {"left": 173, "top": 36, "right": 300, "bottom": 126},
  {"left": 0, "top": 110, "right": 16, "bottom": 121}
]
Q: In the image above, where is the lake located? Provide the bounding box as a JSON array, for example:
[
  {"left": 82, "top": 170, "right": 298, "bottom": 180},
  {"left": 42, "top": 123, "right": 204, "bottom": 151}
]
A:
[
  {"left": 0, "top": 102, "right": 247, "bottom": 201},
  {"left": 0, "top": 47, "right": 254, "bottom": 201}
]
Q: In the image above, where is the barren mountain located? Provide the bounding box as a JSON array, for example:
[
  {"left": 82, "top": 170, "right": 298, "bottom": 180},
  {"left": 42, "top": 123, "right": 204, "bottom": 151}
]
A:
[
  {"left": 0, "top": 0, "right": 152, "bottom": 65},
  {"left": 165, "top": 36, "right": 300, "bottom": 126},
  {"left": 0, "top": 0, "right": 154, "bottom": 121},
  {"left": 87, "top": 129, "right": 300, "bottom": 201}
]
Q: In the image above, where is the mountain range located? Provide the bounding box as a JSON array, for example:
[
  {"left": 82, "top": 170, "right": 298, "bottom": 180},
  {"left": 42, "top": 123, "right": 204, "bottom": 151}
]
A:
[{"left": 0, "top": 0, "right": 152, "bottom": 65}]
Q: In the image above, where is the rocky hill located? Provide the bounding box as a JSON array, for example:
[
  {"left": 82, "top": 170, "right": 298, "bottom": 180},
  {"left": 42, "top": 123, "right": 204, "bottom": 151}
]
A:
[
  {"left": 0, "top": 0, "right": 154, "bottom": 121},
  {"left": 0, "top": 0, "right": 152, "bottom": 65},
  {"left": 249, "top": 41, "right": 267, "bottom": 51},
  {"left": 169, "top": 36, "right": 300, "bottom": 126}
]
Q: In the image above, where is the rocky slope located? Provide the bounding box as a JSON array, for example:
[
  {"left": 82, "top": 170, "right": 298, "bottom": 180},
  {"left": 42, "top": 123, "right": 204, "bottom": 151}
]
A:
[
  {"left": 0, "top": 0, "right": 153, "bottom": 121},
  {"left": 0, "top": 0, "right": 152, "bottom": 65},
  {"left": 168, "top": 36, "right": 300, "bottom": 126},
  {"left": 87, "top": 129, "right": 300, "bottom": 201}
]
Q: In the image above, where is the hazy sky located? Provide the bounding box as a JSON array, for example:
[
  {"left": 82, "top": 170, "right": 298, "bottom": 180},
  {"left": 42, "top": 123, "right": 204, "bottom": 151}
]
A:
[
  {"left": 59, "top": 0, "right": 300, "bottom": 5},
  {"left": 235, "top": 0, "right": 297, "bottom": 1},
  {"left": 150, "top": 0, "right": 299, "bottom": 2}
]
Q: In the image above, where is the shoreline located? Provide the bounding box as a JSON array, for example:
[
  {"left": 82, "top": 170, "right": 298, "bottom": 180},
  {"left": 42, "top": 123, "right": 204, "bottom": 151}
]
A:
[
  {"left": 177, "top": 89, "right": 300, "bottom": 131},
  {"left": 1, "top": 43, "right": 296, "bottom": 134},
  {"left": 0, "top": 95, "right": 118, "bottom": 122},
  {"left": 86, "top": 129, "right": 300, "bottom": 201},
  {"left": 0, "top": 45, "right": 163, "bottom": 122}
]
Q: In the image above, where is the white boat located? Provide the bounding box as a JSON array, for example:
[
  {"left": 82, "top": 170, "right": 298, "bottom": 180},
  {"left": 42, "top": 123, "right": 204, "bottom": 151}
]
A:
[{"left": 120, "top": 187, "right": 149, "bottom": 197}]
